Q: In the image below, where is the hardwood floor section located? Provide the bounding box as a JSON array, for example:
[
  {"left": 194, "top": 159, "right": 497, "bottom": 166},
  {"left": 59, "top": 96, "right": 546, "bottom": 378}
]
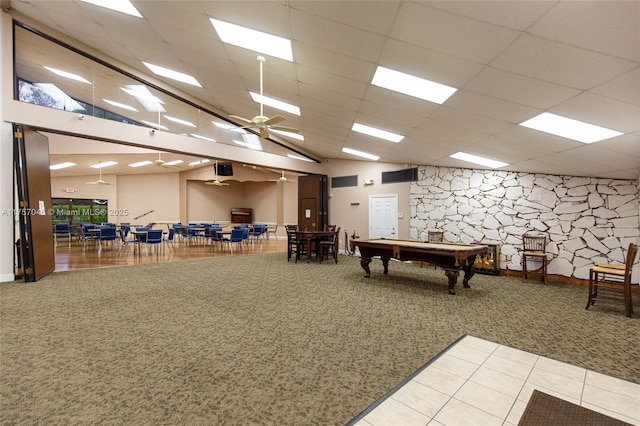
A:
[{"left": 54, "top": 236, "right": 288, "bottom": 272}]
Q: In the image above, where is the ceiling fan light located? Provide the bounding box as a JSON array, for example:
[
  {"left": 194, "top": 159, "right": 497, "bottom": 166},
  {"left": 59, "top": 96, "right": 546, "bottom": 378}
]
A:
[{"left": 210, "top": 18, "right": 293, "bottom": 61}]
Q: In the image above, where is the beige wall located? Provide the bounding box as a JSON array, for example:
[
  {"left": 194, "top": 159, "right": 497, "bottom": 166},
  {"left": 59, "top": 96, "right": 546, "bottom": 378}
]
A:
[{"left": 49, "top": 159, "right": 413, "bottom": 247}]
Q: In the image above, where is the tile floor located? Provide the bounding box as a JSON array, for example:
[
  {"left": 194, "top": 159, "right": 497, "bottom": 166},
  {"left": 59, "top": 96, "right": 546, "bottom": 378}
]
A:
[{"left": 350, "top": 335, "right": 640, "bottom": 426}]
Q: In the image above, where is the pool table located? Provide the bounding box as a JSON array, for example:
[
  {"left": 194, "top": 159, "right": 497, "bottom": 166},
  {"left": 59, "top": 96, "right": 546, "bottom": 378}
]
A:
[{"left": 350, "top": 239, "right": 489, "bottom": 294}]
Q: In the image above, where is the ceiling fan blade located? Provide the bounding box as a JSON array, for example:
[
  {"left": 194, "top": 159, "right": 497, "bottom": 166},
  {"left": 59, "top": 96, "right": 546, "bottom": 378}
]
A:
[
  {"left": 229, "top": 115, "right": 253, "bottom": 125},
  {"left": 264, "top": 115, "right": 286, "bottom": 126},
  {"left": 259, "top": 128, "right": 270, "bottom": 138},
  {"left": 270, "top": 125, "right": 300, "bottom": 134}
]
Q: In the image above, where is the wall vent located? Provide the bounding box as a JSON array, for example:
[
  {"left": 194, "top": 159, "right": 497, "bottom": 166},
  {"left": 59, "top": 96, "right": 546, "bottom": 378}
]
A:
[
  {"left": 382, "top": 168, "right": 417, "bottom": 184},
  {"left": 331, "top": 175, "right": 358, "bottom": 188}
]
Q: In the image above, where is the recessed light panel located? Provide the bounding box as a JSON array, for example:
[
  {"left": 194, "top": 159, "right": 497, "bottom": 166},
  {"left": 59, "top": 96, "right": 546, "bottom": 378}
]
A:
[
  {"left": 342, "top": 147, "right": 380, "bottom": 161},
  {"left": 449, "top": 152, "right": 508, "bottom": 169},
  {"left": 80, "top": 0, "right": 142, "bottom": 18},
  {"left": 352, "top": 123, "right": 404, "bottom": 143},
  {"left": 122, "top": 85, "right": 165, "bottom": 112},
  {"left": 210, "top": 18, "right": 293, "bottom": 61},
  {"left": 142, "top": 62, "right": 202, "bottom": 87},
  {"left": 91, "top": 161, "right": 118, "bottom": 168},
  {"left": 50, "top": 162, "right": 76, "bottom": 170},
  {"left": 43, "top": 66, "right": 91, "bottom": 84},
  {"left": 164, "top": 115, "right": 196, "bottom": 128},
  {"left": 519, "top": 112, "right": 623, "bottom": 143},
  {"left": 191, "top": 134, "right": 217, "bottom": 142},
  {"left": 128, "top": 161, "right": 153, "bottom": 168},
  {"left": 249, "top": 92, "right": 301, "bottom": 116},
  {"left": 372, "top": 66, "right": 457, "bottom": 104},
  {"left": 271, "top": 129, "right": 304, "bottom": 141},
  {"left": 103, "top": 99, "right": 138, "bottom": 112}
]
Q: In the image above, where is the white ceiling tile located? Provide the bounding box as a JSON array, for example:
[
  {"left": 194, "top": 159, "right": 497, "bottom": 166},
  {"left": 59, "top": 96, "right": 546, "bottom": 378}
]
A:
[
  {"left": 528, "top": 1, "right": 640, "bottom": 62},
  {"left": 392, "top": 2, "right": 520, "bottom": 64},
  {"left": 550, "top": 93, "right": 640, "bottom": 134},
  {"left": 428, "top": 1, "right": 555, "bottom": 31},
  {"left": 491, "top": 34, "right": 637, "bottom": 90},
  {"left": 463, "top": 68, "right": 581, "bottom": 109},
  {"left": 290, "top": 9, "right": 386, "bottom": 62}
]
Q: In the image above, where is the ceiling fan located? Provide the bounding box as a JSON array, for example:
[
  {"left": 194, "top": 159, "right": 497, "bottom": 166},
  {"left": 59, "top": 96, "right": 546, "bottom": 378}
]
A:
[
  {"left": 205, "top": 161, "right": 230, "bottom": 186},
  {"left": 229, "top": 55, "right": 300, "bottom": 139},
  {"left": 85, "top": 168, "right": 113, "bottom": 186},
  {"left": 269, "top": 170, "right": 296, "bottom": 183},
  {"left": 153, "top": 152, "right": 180, "bottom": 168}
]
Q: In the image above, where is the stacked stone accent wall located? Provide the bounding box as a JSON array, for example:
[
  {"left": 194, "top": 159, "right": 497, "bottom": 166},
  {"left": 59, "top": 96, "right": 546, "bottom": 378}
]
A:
[{"left": 410, "top": 166, "right": 639, "bottom": 281}]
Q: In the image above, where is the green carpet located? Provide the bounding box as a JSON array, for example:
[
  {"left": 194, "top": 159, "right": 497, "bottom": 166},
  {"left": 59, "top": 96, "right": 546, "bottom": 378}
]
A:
[{"left": 1, "top": 253, "right": 638, "bottom": 425}]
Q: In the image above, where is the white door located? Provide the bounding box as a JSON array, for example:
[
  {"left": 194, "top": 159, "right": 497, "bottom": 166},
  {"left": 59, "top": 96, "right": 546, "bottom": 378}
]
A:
[{"left": 369, "top": 194, "right": 398, "bottom": 239}]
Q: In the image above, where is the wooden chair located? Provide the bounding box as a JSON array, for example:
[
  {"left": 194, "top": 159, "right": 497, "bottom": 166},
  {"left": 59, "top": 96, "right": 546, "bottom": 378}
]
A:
[
  {"left": 427, "top": 230, "right": 444, "bottom": 242},
  {"left": 522, "top": 233, "right": 548, "bottom": 284},
  {"left": 319, "top": 227, "right": 340, "bottom": 264},
  {"left": 586, "top": 243, "right": 637, "bottom": 317},
  {"left": 285, "top": 225, "right": 304, "bottom": 262}
]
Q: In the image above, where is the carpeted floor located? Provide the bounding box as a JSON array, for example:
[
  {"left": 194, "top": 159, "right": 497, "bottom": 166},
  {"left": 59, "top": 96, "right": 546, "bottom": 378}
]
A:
[{"left": 1, "top": 252, "right": 638, "bottom": 425}]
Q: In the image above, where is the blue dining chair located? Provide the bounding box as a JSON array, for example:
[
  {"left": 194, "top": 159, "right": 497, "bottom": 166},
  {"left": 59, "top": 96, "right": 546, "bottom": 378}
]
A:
[{"left": 145, "top": 229, "right": 164, "bottom": 254}]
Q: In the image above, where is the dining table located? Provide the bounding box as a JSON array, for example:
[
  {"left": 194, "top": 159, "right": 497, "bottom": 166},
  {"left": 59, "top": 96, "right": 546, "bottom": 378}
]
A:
[{"left": 295, "top": 230, "right": 338, "bottom": 263}]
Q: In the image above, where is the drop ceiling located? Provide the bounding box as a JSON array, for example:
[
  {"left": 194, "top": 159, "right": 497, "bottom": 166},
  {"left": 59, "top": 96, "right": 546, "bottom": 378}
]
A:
[{"left": 7, "top": 0, "right": 640, "bottom": 179}]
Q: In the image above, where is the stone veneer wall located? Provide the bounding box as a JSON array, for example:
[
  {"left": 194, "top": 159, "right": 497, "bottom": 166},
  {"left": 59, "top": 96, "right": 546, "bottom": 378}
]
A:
[{"left": 410, "top": 166, "right": 639, "bottom": 281}]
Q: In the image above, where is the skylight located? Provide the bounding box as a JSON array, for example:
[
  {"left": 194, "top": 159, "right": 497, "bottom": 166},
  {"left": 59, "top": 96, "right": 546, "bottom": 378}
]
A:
[
  {"left": 50, "top": 162, "right": 76, "bottom": 170},
  {"left": 449, "top": 152, "right": 508, "bottom": 169},
  {"left": 163, "top": 115, "right": 196, "bottom": 128},
  {"left": 91, "top": 161, "right": 118, "bottom": 168},
  {"left": 128, "top": 161, "right": 153, "bottom": 168},
  {"left": 142, "top": 62, "right": 202, "bottom": 87},
  {"left": 372, "top": 66, "right": 457, "bottom": 105},
  {"left": 352, "top": 123, "right": 404, "bottom": 143},
  {"left": 43, "top": 66, "right": 91, "bottom": 84},
  {"left": 519, "top": 112, "right": 623, "bottom": 144},
  {"left": 249, "top": 92, "right": 301, "bottom": 115},
  {"left": 342, "top": 147, "right": 380, "bottom": 161},
  {"left": 210, "top": 18, "right": 293, "bottom": 61},
  {"left": 80, "top": 0, "right": 142, "bottom": 18},
  {"left": 103, "top": 99, "right": 138, "bottom": 112}
]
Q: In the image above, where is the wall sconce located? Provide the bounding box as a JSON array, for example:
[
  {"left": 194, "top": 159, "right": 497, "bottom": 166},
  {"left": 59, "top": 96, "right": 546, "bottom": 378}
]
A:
[{"left": 364, "top": 179, "right": 374, "bottom": 185}]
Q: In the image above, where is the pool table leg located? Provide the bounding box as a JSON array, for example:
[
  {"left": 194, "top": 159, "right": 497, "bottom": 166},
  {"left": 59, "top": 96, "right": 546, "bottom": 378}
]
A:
[
  {"left": 360, "top": 256, "right": 371, "bottom": 277},
  {"left": 444, "top": 269, "right": 459, "bottom": 294},
  {"left": 462, "top": 264, "right": 475, "bottom": 289}
]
